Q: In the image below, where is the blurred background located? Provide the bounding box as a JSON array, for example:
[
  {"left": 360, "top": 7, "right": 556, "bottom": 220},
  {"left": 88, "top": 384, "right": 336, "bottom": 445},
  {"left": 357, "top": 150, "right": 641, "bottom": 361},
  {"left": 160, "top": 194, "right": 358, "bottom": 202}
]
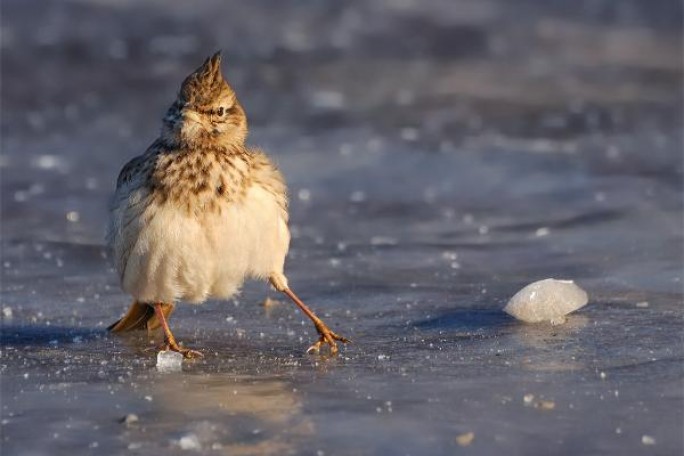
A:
[
  {"left": 2, "top": 0, "right": 681, "bottom": 242},
  {"left": 1, "top": 1, "right": 682, "bottom": 455}
]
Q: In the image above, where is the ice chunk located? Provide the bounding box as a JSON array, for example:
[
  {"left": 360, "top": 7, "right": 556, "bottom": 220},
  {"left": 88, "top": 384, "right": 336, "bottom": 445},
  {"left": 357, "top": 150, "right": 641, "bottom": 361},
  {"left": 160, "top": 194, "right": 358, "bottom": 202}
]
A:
[
  {"left": 297, "top": 188, "right": 311, "bottom": 201},
  {"left": 536, "top": 400, "right": 555, "bottom": 410},
  {"left": 535, "top": 227, "right": 550, "bottom": 237},
  {"left": 156, "top": 350, "right": 183, "bottom": 372},
  {"left": 177, "top": 433, "right": 201, "bottom": 451},
  {"left": 504, "top": 279, "right": 588, "bottom": 324},
  {"left": 641, "top": 435, "right": 656, "bottom": 445},
  {"left": 120, "top": 414, "right": 139, "bottom": 426},
  {"left": 455, "top": 432, "right": 475, "bottom": 447}
]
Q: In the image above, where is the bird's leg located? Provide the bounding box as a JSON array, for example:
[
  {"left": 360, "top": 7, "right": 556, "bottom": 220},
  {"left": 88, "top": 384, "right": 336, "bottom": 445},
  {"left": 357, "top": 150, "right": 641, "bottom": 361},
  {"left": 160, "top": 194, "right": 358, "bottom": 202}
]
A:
[
  {"left": 270, "top": 277, "right": 350, "bottom": 355},
  {"left": 152, "top": 302, "right": 203, "bottom": 359}
]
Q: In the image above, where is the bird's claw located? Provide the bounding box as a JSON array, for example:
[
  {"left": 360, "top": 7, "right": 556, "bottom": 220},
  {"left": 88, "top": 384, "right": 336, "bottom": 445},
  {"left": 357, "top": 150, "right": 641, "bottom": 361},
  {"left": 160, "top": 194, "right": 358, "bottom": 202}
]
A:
[
  {"left": 156, "top": 342, "right": 204, "bottom": 359},
  {"left": 306, "top": 327, "right": 351, "bottom": 355},
  {"left": 176, "top": 348, "right": 204, "bottom": 359}
]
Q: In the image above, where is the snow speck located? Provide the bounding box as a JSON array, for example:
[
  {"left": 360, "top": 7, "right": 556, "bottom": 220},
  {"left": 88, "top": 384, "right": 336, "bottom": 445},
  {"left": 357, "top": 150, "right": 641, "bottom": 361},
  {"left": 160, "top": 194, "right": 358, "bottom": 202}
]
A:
[{"left": 297, "top": 189, "right": 311, "bottom": 201}]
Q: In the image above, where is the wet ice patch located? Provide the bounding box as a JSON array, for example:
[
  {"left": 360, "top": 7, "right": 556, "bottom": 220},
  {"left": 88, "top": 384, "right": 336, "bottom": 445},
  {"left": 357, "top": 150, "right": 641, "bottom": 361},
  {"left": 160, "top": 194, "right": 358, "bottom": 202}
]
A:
[
  {"left": 156, "top": 350, "right": 183, "bottom": 372},
  {"left": 504, "top": 278, "right": 588, "bottom": 325}
]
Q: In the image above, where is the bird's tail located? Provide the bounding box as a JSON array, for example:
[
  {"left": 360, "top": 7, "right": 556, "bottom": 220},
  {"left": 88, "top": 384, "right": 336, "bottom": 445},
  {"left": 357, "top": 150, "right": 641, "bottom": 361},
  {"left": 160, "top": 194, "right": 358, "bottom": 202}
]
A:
[{"left": 108, "top": 301, "right": 175, "bottom": 332}]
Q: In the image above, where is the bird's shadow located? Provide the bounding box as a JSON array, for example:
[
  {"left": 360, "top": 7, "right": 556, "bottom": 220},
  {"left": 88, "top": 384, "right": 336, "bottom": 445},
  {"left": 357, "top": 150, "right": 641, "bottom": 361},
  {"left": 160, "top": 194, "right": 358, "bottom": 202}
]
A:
[{"left": 412, "top": 308, "right": 513, "bottom": 333}]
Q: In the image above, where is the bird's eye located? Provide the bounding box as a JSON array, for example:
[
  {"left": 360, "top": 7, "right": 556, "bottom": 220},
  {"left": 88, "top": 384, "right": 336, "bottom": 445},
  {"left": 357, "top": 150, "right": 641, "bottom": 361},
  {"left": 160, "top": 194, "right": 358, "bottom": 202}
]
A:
[{"left": 217, "top": 107, "right": 224, "bottom": 116}]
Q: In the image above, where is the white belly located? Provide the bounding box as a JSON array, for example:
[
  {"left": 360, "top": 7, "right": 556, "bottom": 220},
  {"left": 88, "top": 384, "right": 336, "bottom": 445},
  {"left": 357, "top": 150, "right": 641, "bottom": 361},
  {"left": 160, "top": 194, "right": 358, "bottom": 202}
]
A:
[{"left": 110, "top": 185, "right": 290, "bottom": 304}]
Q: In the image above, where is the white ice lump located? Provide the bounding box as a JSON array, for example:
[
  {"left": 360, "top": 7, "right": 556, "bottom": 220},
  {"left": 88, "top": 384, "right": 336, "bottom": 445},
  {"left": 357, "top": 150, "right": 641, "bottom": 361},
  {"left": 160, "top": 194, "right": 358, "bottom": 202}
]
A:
[
  {"left": 504, "top": 278, "right": 588, "bottom": 325},
  {"left": 156, "top": 350, "right": 183, "bottom": 372}
]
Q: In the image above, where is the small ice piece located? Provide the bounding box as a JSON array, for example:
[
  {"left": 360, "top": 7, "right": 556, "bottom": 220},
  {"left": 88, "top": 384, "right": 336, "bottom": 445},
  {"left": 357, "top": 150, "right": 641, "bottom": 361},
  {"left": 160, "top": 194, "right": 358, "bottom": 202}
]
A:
[
  {"left": 641, "top": 435, "right": 656, "bottom": 445},
  {"left": 156, "top": 350, "right": 183, "bottom": 372},
  {"left": 455, "top": 431, "right": 475, "bottom": 447},
  {"left": 535, "top": 227, "right": 551, "bottom": 237},
  {"left": 441, "top": 251, "right": 458, "bottom": 261},
  {"left": 2, "top": 306, "right": 13, "bottom": 319},
  {"left": 177, "top": 433, "right": 201, "bottom": 451},
  {"left": 536, "top": 400, "right": 555, "bottom": 410},
  {"left": 120, "top": 414, "right": 139, "bottom": 426},
  {"left": 504, "top": 279, "right": 588, "bottom": 324},
  {"left": 297, "top": 188, "right": 311, "bottom": 201},
  {"left": 33, "top": 154, "right": 61, "bottom": 170}
]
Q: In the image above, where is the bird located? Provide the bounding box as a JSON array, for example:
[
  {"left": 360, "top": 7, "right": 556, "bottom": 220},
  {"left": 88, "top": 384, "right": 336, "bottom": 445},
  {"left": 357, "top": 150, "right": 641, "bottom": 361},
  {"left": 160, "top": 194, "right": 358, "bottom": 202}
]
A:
[{"left": 107, "top": 52, "right": 349, "bottom": 358}]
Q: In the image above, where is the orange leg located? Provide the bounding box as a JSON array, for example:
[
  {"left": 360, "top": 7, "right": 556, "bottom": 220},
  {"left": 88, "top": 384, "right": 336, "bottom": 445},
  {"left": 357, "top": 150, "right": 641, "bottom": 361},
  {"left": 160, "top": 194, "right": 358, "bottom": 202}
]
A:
[
  {"left": 153, "top": 303, "right": 203, "bottom": 359},
  {"left": 279, "top": 287, "right": 350, "bottom": 355}
]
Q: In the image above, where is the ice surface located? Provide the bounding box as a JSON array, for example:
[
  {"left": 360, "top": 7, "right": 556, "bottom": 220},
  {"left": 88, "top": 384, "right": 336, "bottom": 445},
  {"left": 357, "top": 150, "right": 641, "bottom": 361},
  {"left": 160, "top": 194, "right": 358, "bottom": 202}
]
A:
[
  {"left": 156, "top": 350, "right": 184, "bottom": 372},
  {"left": 1, "top": 0, "right": 682, "bottom": 455},
  {"left": 504, "top": 279, "right": 589, "bottom": 324}
]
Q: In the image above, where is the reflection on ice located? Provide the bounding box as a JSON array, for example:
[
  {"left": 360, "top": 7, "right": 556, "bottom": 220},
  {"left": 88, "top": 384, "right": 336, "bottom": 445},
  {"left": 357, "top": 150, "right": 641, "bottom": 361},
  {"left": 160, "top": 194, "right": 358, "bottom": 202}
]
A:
[{"left": 127, "top": 375, "right": 310, "bottom": 455}]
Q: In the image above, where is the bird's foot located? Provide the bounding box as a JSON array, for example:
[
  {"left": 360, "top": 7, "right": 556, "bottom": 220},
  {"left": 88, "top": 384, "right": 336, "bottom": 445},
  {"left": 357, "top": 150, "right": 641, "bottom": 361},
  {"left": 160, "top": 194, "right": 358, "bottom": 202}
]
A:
[
  {"left": 158, "top": 342, "right": 204, "bottom": 359},
  {"left": 307, "top": 323, "right": 351, "bottom": 355}
]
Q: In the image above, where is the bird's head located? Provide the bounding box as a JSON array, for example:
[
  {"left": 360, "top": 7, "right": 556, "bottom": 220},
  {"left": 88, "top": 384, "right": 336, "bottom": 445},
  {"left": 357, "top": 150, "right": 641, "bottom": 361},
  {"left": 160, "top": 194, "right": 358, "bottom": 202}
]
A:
[{"left": 162, "top": 52, "right": 247, "bottom": 147}]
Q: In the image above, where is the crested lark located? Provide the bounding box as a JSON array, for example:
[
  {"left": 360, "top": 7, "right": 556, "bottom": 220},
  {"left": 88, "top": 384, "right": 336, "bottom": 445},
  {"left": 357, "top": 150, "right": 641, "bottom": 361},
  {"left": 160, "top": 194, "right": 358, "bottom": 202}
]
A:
[{"left": 107, "top": 52, "right": 349, "bottom": 358}]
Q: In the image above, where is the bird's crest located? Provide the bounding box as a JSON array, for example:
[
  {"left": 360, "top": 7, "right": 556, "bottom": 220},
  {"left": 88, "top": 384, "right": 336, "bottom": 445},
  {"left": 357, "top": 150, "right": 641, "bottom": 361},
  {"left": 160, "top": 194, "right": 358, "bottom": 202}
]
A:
[{"left": 180, "top": 51, "right": 232, "bottom": 106}]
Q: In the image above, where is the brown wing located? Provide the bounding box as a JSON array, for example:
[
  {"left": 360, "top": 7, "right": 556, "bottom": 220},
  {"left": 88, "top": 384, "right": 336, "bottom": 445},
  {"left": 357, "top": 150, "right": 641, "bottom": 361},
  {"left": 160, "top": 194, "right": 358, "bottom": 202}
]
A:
[
  {"left": 249, "top": 148, "right": 289, "bottom": 219},
  {"left": 116, "top": 155, "right": 147, "bottom": 189},
  {"left": 115, "top": 140, "right": 163, "bottom": 189}
]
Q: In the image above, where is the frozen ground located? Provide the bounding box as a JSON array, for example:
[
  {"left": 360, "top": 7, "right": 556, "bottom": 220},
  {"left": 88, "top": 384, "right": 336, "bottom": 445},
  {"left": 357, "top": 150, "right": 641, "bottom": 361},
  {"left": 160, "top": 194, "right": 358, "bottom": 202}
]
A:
[{"left": 1, "top": 0, "right": 683, "bottom": 454}]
